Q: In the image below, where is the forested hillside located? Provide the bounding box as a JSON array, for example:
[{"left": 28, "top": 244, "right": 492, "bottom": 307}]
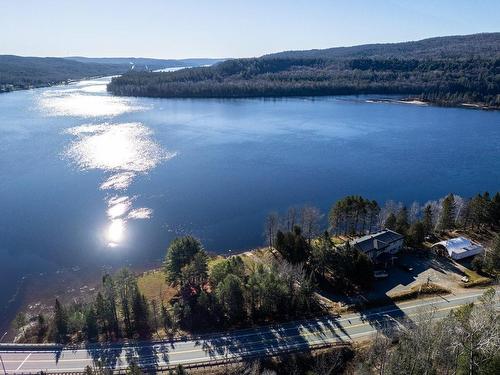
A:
[
  {"left": 0, "top": 55, "right": 127, "bottom": 92},
  {"left": 65, "top": 57, "right": 224, "bottom": 70},
  {"left": 0, "top": 55, "right": 223, "bottom": 93},
  {"left": 107, "top": 33, "right": 500, "bottom": 107},
  {"left": 265, "top": 33, "right": 500, "bottom": 59}
]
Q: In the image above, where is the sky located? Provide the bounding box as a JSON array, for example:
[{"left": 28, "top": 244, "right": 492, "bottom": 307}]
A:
[{"left": 1, "top": 0, "right": 499, "bottom": 59}]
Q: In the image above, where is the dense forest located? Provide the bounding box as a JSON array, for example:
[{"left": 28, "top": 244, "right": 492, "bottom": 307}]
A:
[
  {"left": 0, "top": 55, "right": 222, "bottom": 93},
  {"left": 107, "top": 33, "right": 500, "bottom": 107},
  {"left": 0, "top": 56, "right": 126, "bottom": 92},
  {"left": 65, "top": 57, "right": 224, "bottom": 70}
]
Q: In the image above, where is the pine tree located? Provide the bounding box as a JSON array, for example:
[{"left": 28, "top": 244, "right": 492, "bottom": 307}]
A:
[
  {"left": 102, "top": 274, "right": 120, "bottom": 338},
  {"left": 422, "top": 204, "right": 434, "bottom": 234},
  {"left": 492, "top": 192, "right": 500, "bottom": 226},
  {"left": 54, "top": 298, "right": 68, "bottom": 343},
  {"left": 395, "top": 206, "right": 410, "bottom": 235},
  {"left": 438, "top": 193, "right": 455, "bottom": 231},
  {"left": 216, "top": 274, "right": 245, "bottom": 322},
  {"left": 164, "top": 236, "right": 203, "bottom": 284},
  {"left": 95, "top": 292, "right": 109, "bottom": 338},
  {"left": 408, "top": 221, "right": 425, "bottom": 245},
  {"left": 132, "top": 288, "right": 150, "bottom": 338},
  {"left": 84, "top": 307, "right": 98, "bottom": 341},
  {"left": 385, "top": 212, "right": 397, "bottom": 231}
]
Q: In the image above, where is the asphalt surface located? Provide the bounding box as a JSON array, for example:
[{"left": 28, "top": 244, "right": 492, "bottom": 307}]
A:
[{"left": 0, "top": 290, "right": 496, "bottom": 374}]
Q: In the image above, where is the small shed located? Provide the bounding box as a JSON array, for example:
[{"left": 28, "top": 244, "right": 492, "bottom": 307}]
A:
[{"left": 432, "top": 237, "right": 483, "bottom": 260}]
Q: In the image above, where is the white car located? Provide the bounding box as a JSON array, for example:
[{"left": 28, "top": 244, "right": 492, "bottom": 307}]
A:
[
  {"left": 374, "top": 270, "right": 389, "bottom": 279},
  {"left": 461, "top": 276, "right": 469, "bottom": 283}
]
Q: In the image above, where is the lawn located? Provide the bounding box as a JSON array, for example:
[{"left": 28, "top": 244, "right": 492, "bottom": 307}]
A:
[{"left": 137, "top": 269, "right": 178, "bottom": 305}]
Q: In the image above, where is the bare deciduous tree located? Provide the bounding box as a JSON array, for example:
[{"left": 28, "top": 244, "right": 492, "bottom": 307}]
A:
[
  {"left": 300, "top": 205, "right": 323, "bottom": 244},
  {"left": 264, "top": 212, "right": 280, "bottom": 248}
]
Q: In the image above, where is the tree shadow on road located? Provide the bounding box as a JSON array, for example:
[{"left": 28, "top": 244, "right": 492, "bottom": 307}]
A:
[{"left": 195, "top": 315, "right": 350, "bottom": 362}]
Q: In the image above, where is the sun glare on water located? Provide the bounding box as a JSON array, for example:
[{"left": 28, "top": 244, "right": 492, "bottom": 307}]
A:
[
  {"left": 59, "top": 81, "right": 176, "bottom": 249},
  {"left": 107, "top": 219, "right": 125, "bottom": 247}
]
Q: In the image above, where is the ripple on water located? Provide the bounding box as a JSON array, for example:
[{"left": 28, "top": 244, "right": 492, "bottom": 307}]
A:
[
  {"left": 64, "top": 122, "right": 174, "bottom": 173},
  {"left": 63, "top": 122, "right": 176, "bottom": 247},
  {"left": 39, "top": 93, "right": 146, "bottom": 117}
]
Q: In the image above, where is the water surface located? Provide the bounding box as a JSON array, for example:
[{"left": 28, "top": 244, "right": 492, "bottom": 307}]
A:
[{"left": 1, "top": 78, "right": 499, "bottom": 323}]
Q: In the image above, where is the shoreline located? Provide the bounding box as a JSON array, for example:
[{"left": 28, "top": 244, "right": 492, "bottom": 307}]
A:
[{"left": 365, "top": 97, "right": 499, "bottom": 110}]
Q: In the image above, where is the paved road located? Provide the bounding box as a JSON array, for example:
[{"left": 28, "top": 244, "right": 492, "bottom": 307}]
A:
[{"left": 0, "top": 290, "right": 496, "bottom": 374}]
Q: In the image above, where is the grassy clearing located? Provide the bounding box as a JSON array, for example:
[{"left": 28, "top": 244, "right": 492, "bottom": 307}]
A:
[
  {"left": 137, "top": 269, "right": 178, "bottom": 305},
  {"left": 461, "top": 268, "right": 493, "bottom": 288},
  {"left": 389, "top": 283, "right": 450, "bottom": 302},
  {"left": 207, "top": 255, "right": 225, "bottom": 272},
  {"left": 239, "top": 247, "right": 281, "bottom": 271}
]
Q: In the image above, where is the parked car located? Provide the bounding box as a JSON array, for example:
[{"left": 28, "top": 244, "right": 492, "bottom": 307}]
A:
[
  {"left": 461, "top": 276, "right": 469, "bottom": 283},
  {"left": 374, "top": 270, "right": 389, "bottom": 279}
]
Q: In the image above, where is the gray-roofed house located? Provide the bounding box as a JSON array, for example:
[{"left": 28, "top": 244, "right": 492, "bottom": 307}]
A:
[{"left": 350, "top": 229, "right": 404, "bottom": 263}]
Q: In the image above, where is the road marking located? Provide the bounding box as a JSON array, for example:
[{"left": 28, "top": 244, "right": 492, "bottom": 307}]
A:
[
  {"left": 3, "top": 292, "right": 497, "bottom": 373},
  {"left": 15, "top": 352, "right": 31, "bottom": 371},
  {"left": 6, "top": 301, "right": 492, "bottom": 366},
  {"left": 2, "top": 292, "right": 487, "bottom": 356}
]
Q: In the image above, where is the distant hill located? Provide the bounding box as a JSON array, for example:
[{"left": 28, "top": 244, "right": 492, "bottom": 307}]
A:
[
  {"left": 264, "top": 33, "right": 500, "bottom": 60},
  {"left": 0, "top": 55, "right": 126, "bottom": 92},
  {"left": 107, "top": 33, "right": 500, "bottom": 108},
  {"left": 65, "top": 57, "right": 224, "bottom": 70},
  {"left": 0, "top": 55, "right": 224, "bottom": 93}
]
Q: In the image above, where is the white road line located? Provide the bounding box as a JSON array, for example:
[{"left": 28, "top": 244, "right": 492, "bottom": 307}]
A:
[
  {"left": 1, "top": 293, "right": 481, "bottom": 358},
  {"left": 15, "top": 352, "right": 31, "bottom": 371}
]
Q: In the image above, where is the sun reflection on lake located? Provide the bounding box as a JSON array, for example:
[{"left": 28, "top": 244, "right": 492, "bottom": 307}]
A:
[
  {"left": 64, "top": 118, "right": 175, "bottom": 247},
  {"left": 107, "top": 219, "right": 125, "bottom": 247},
  {"left": 38, "top": 79, "right": 146, "bottom": 117}
]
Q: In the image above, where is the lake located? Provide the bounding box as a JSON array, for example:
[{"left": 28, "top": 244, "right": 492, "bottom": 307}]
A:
[{"left": 1, "top": 77, "right": 499, "bottom": 325}]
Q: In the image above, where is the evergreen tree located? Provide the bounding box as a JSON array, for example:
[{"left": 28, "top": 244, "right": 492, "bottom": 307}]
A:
[
  {"left": 115, "top": 268, "right": 136, "bottom": 338},
  {"left": 161, "top": 303, "right": 172, "bottom": 332},
  {"left": 395, "top": 206, "right": 410, "bottom": 235},
  {"left": 36, "top": 314, "right": 47, "bottom": 342},
  {"left": 126, "top": 362, "right": 143, "bottom": 375},
  {"left": 216, "top": 274, "right": 245, "bottom": 322},
  {"left": 422, "top": 204, "right": 434, "bottom": 234},
  {"left": 329, "top": 196, "right": 379, "bottom": 235},
  {"left": 132, "top": 288, "right": 150, "bottom": 338},
  {"left": 95, "top": 292, "right": 108, "bottom": 337},
  {"left": 438, "top": 193, "right": 455, "bottom": 231},
  {"left": 53, "top": 298, "right": 68, "bottom": 343},
  {"left": 84, "top": 307, "right": 98, "bottom": 342},
  {"left": 274, "top": 225, "right": 310, "bottom": 263},
  {"left": 164, "top": 236, "right": 203, "bottom": 284},
  {"left": 102, "top": 274, "right": 120, "bottom": 338},
  {"left": 180, "top": 251, "right": 208, "bottom": 288},
  {"left": 384, "top": 212, "right": 397, "bottom": 231},
  {"left": 408, "top": 221, "right": 425, "bottom": 245},
  {"left": 492, "top": 192, "right": 500, "bottom": 226}
]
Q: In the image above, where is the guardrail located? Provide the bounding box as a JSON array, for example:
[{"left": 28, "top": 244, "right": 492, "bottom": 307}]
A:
[
  {"left": 0, "top": 313, "right": 336, "bottom": 353},
  {"left": 10, "top": 341, "right": 348, "bottom": 374},
  {"left": 0, "top": 343, "right": 63, "bottom": 352}
]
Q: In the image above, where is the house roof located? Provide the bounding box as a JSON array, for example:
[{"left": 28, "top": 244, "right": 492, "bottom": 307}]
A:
[
  {"left": 432, "top": 237, "right": 483, "bottom": 258},
  {"left": 350, "top": 229, "right": 404, "bottom": 253}
]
